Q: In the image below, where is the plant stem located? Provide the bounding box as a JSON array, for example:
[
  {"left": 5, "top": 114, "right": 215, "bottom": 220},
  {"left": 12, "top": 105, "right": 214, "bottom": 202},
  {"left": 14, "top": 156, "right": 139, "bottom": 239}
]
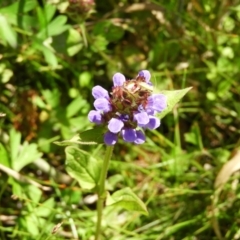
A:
[{"left": 95, "top": 145, "right": 114, "bottom": 240}]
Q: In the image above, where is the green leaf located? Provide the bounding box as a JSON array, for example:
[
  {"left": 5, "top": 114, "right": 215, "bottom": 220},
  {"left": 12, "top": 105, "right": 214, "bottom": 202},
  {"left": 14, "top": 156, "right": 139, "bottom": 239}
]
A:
[
  {"left": 24, "top": 215, "right": 40, "bottom": 236},
  {"left": 9, "top": 129, "right": 42, "bottom": 171},
  {"left": 33, "top": 40, "right": 58, "bottom": 67},
  {"left": 66, "top": 96, "right": 84, "bottom": 118},
  {"left": 0, "top": 143, "right": 10, "bottom": 167},
  {"left": 91, "top": 35, "right": 108, "bottom": 52},
  {"left": 54, "top": 135, "right": 83, "bottom": 146},
  {"left": 41, "top": 44, "right": 58, "bottom": 67},
  {"left": 54, "top": 126, "right": 105, "bottom": 146},
  {"left": 9, "top": 128, "right": 21, "bottom": 166},
  {"left": 106, "top": 187, "right": 148, "bottom": 215},
  {"left": 10, "top": 179, "right": 23, "bottom": 197},
  {"left": 157, "top": 87, "right": 192, "bottom": 119},
  {"left": 78, "top": 71, "right": 92, "bottom": 88},
  {"left": 164, "top": 219, "right": 198, "bottom": 236},
  {"left": 35, "top": 198, "right": 55, "bottom": 217},
  {"left": 51, "top": 28, "right": 83, "bottom": 56},
  {"left": 79, "top": 127, "right": 105, "bottom": 144},
  {"left": 93, "top": 20, "right": 124, "bottom": 42},
  {"left": 13, "top": 142, "right": 42, "bottom": 172},
  {"left": 0, "top": 14, "right": 17, "bottom": 48},
  {"left": 42, "top": 88, "right": 60, "bottom": 108},
  {"left": 67, "top": 28, "right": 83, "bottom": 56},
  {"left": 44, "top": 3, "right": 57, "bottom": 23},
  {"left": 65, "top": 147, "right": 101, "bottom": 189},
  {"left": 26, "top": 185, "right": 42, "bottom": 203},
  {"left": 37, "top": 15, "right": 69, "bottom": 39},
  {"left": 0, "top": 0, "right": 37, "bottom": 15},
  {"left": 0, "top": 0, "right": 37, "bottom": 30}
]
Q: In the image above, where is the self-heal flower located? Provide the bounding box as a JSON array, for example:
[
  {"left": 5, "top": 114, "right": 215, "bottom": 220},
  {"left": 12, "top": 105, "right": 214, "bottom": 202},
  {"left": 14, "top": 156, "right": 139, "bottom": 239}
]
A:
[
  {"left": 108, "top": 118, "right": 124, "bottom": 133},
  {"left": 88, "top": 110, "right": 102, "bottom": 124},
  {"left": 113, "top": 73, "right": 126, "bottom": 86},
  {"left": 134, "top": 130, "right": 146, "bottom": 144},
  {"left": 104, "top": 132, "right": 118, "bottom": 145},
  {"left": 92, "top": 86, "right": 109, "bottom": 99},
  {"left": 88, "top": 70, "right": 167, "bottom": 145},
  {"left": 145, "top": 116, "right": 160, "bottom": 130},
  {"left": 94, "top": 98, "right": 112, "bottom": 112},
  {"left": 122, "top": 128, "right": 137, "bottom": 142},
  {"left": 134, "top": 112, "right": 149, "bottom": 125},
  {"left": 146, "top": 94, "right": 167, "bottom": 113},
  {"left": 138, "top": 70, "right": 151, "bottom": 83}
]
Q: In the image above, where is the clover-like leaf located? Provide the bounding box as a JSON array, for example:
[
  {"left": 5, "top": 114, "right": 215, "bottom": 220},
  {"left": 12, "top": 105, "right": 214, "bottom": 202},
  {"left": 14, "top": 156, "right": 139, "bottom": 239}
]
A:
[
  {"left": 106, "top": 187, "right": 148, "bottom": 215},
  {"left": 65, "top": 147, "right": 101, "bottom": 190}
]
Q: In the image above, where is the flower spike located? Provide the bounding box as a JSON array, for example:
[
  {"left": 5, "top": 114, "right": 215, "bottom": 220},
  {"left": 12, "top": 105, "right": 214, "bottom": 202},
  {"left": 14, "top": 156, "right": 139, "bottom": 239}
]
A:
[{"left": 88, "top": 70, "right": 167, "bottom": 145}]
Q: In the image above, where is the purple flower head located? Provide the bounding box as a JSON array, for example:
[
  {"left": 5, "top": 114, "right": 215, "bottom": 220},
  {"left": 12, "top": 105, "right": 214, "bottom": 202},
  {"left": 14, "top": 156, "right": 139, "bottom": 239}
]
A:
[{"left": 88, "top": 70, "right": 167, "bottom": 145}]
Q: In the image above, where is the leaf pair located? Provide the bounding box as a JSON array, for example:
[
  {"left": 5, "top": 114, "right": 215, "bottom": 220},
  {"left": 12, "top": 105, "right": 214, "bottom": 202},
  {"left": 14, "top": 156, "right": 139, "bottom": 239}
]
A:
[{"left": 65, "top": 146, "right": 148, "bottom": 215}]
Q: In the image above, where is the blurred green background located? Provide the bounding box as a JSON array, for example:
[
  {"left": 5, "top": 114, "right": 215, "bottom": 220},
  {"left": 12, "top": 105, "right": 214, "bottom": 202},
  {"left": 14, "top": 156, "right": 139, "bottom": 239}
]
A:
[{"left": 0, "top": 0, "right": 240, "bottom": 239}]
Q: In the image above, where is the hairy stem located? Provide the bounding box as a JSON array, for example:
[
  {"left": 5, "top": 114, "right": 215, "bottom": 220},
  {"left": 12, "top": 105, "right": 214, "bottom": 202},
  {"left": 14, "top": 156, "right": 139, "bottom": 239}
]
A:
[{"left": 95, "top": 145, "right": 114, "bottom": 240}]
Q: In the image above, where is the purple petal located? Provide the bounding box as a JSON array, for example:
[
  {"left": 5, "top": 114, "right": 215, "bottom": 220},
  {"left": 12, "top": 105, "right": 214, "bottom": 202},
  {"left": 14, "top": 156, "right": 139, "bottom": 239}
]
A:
[
  {"left": 138, "top": 105, "right": 155, "bottom": 116},
  {"left": 152, "top": 94, "right": 167, "bottom": 112},
  {"left": 94, "top": 98, "right": 112, "bottom": 112},
  {"left": 134, "top": 130, "right": 146, "bottom": 144},
  {"left": 138, "top": 70, "right": 151, "bottom": 83},
  {"left": 88, "top": 110, "right": 102, "bottom": 124},
  {"left": 104, "top": 132, "right": 118, "bottom": 145},
  {"left": 146, "top": 116, "right": 160, "bottom": 130},
  {"left": 113, "top": 73, "right": 126, "bottom": 86},
  {"left": 147, "top": 94, "right": 167, "bottom": 112},
  {"left": 146, "top": 108, "right": 156, "bottom": 116},
  {"left": 108, "top": 118, "right": 124, "bottom": 133},
  {"left": 134, "top": 112, "right": 149, "bottom": 125},
  {"left": 92, "top": 86, "right": 109, "bottom": 99},
  {"left": 147, "top": 96, "right": 154, "bottom": 107},
  {"left": 122, "top": 128, "right": 137, "bottom": 142}
]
